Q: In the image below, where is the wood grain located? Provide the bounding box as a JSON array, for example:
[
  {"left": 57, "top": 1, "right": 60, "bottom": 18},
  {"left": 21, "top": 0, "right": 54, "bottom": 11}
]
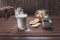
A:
[
  {"left": 0, "top": 16, "right": 59, "bottom": 37},
  {"left": 0, "top": 0, "right": 60, "bottom": 16}
]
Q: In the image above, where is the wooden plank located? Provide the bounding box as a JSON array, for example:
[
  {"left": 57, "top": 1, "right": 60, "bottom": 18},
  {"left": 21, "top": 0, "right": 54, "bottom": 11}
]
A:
[{"left": 0, "top": 16, "right": 59, "bottom": 37}]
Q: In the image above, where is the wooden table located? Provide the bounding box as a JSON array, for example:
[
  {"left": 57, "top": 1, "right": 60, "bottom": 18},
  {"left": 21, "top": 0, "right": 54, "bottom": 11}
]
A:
[{"left": 0, "top": 16, "right": 60, "bottom": 40}]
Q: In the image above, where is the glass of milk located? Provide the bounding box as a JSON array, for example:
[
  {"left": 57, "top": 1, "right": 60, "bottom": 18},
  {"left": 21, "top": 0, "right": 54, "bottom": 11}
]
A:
[{"left": 17, "top": 13, "right": 27, "bottom": 30}]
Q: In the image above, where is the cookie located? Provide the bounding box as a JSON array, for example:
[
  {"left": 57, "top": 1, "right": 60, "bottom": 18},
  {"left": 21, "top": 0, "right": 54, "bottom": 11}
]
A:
[
  {"left": 31, "top": 23, "right": 41, "bottom": 28},
  {"left": 29, "top": 18, "right": 39, "bottom": 25}
]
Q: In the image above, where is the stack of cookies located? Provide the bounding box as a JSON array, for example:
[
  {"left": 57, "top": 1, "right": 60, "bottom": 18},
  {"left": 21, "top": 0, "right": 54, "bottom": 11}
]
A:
[
  {"left": 29, "top": 10, "right": 46, "bottom": 28},
  {"left": 29, "top": 18, "right": 41, "bottom": 28}
]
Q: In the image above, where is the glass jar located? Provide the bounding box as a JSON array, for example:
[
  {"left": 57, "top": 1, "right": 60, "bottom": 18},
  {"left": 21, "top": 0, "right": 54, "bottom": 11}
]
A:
[{"left": 42, "top": 15, "right": 52, "bottom": 29}]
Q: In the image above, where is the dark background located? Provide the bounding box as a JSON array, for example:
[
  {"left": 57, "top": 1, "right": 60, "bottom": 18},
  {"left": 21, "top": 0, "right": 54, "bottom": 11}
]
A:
[{"left": 0, "top": 0, "right": 60, "bottom": 16}]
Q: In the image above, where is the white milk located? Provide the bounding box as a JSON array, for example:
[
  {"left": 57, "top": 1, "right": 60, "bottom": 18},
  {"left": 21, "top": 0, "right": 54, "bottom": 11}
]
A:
[{"left": 17, "top": 13, "right": 27, "bottom": 30}]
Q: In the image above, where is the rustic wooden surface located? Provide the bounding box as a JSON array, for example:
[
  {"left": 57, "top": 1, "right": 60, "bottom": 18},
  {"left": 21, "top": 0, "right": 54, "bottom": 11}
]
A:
[
  {"left": 0, "top": 16, "right": 60, "bottom": 40},
  {"left": 0, "top": 16, "right": 60, "bottom": 37},
  {"left": 0, "top": 0, "right": 60, "bottom": 16}
]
